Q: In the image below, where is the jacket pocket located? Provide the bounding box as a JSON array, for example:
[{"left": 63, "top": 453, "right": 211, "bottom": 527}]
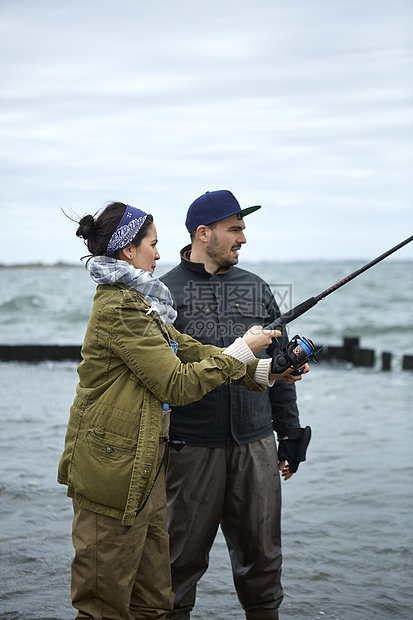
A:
[
  {"left": 232, "top": 301, "right": 270, "bottom": 322},
  {"left": 232, "top": 302, "right": 273, "bottom": 359},
  {"left": 70, "top": 427, "right": 137, "bottom": 511}
]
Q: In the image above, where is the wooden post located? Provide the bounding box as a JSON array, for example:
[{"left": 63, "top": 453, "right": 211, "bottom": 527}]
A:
[
  {"left": 402, "top": 355, "right": 413, "bottom": 370},
  {"left": 381, "top": 352, "right": 392, "bottom": 371},
  {"left": 0, "top": 345, "right": 81, "bottom": 362}
]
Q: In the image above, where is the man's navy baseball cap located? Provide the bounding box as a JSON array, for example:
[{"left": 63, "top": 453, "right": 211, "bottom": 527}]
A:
[{"left": 185, "top": 190, "right": 261, "bottom": 233}]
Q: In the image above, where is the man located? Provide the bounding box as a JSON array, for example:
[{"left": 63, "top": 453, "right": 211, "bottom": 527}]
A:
[{"left": 161, "top": 190, "right": 309, "bottom": 620}]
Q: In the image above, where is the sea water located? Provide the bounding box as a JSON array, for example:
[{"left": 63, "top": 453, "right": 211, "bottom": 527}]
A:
[{"left": 0, "top": 261, "right": 412, "bottom": 619}]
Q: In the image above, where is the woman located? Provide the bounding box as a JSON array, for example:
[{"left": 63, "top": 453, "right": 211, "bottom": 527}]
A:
[{"left": 58, "top": 202, "right": 300, "bottom": 620}]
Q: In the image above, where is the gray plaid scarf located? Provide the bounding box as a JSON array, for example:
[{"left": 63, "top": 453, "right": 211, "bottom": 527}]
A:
[{"left": 87, "top": 256, "right": 177, "bottom": 326}]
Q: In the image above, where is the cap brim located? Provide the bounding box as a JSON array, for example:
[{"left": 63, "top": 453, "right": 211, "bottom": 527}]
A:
[{"left": 239, "top": 205, "right": 261, "bottom": 218}]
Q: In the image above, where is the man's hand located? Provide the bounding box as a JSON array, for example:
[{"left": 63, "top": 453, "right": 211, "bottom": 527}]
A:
[
  {"left": 279, "top": 461, "right": 294, "bottom": 481},
  {"left": 278, "top": 426, "right": 312, "bottom": 477},
  {"left": 270, "top": 362, "right": 310, "bottom": 384}
]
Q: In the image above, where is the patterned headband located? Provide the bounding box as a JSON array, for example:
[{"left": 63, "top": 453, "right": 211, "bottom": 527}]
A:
[{"left": 106, "top": 205, "right": 148, "bottom": 256}]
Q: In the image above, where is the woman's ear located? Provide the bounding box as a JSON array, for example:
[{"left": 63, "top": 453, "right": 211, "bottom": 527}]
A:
[{"left": 120, "top": 245, "right": 134, "bottom": 261}]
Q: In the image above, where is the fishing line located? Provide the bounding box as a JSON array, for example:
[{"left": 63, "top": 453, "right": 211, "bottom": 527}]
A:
[
  {"left": 266, "top": 233, "right": 413, "bottom": 333},
  {"left": 314, "top": 266, "right": 413, "bottom": 354},
  {"left": 268, "top": 234, "right": 413, "bottom": 377}
]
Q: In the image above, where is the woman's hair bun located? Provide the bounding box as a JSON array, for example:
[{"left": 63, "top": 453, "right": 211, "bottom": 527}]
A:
[{"left": 76, "top": 214, "right": 96, "bottom": 240}]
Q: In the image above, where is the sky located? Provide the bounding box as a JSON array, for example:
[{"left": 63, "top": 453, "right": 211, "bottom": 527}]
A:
[{"left": 1, "top": 0, "right": 412, "bottom": 265}]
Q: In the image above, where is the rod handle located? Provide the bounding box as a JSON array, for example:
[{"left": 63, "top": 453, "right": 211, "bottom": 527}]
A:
[{"left": 266, "top": 297, "right": 318, "bottom": 331}]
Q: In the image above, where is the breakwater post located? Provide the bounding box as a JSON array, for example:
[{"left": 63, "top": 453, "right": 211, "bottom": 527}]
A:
[
  {"left": 314, "top": 337, "right": 411, "bottom": 371},
  {"left": 316, "top": 337, "right": 376, "bottom": 367},
  {"left": 0, "top": 345, "right": 81, "bottom": 362},
  {"left": 0, "top": 341, "right": 412, "bottom": 370},
  {"left": 381, "top": 352, "right": 392, "bottom": 371},
  {"left": 402, "top": 355, "right": 413, "bottom": 370}
]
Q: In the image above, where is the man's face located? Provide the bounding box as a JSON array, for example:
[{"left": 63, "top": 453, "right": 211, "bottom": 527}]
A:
[{"left": 205, "top": 213, "right": 247, "bottom": 269}]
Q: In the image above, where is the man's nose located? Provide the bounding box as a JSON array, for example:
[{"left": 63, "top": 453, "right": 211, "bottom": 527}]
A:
[{"left": 237, "top": 231, "right": 247, "bottom": 244}]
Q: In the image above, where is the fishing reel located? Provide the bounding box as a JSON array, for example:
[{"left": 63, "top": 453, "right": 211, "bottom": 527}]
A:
[
  {"left": 270, "top": 335, "right": 316, "bottom": 473},
  {"left": 271, "top": 334, "right": 317, "bottom": 375}
]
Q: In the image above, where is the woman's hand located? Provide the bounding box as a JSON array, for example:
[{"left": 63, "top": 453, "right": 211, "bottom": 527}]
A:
[{"left": 242, "top": 325, "right": 280, "bottom": 354}]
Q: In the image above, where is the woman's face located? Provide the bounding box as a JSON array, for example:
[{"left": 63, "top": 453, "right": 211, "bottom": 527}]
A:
[{"left": 125, "top": 223, "right": 160, "bottom": 274}]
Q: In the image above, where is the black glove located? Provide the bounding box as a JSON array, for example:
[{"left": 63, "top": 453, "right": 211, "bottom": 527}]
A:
[{"left": 277, "top": 426, "right": 311, "bottom": 473}]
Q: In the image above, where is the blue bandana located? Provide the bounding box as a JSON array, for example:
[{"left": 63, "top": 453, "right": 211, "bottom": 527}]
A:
[{"left": 106, "top": 205, "right": 147, "bottom": 256}]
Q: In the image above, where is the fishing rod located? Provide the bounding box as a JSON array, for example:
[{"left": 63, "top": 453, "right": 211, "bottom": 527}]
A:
[
  {"left": 268, "top": 233, "right": 413, "bottom": 474},
  {"left": 269, "top": 233, "right": 413, "bottom": 375}
]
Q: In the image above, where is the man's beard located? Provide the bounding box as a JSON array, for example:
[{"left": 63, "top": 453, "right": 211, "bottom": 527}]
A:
[{"left": 206, "top": 231, "right": 239, "bottom": 269}]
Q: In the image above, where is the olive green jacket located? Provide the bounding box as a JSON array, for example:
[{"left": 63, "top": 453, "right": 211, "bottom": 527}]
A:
[{"left": 58, "top": 283, "right": 264, "bottom": 525}]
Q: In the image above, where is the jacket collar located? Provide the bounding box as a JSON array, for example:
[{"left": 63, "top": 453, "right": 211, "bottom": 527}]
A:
[{"left": 179, "top": 244, "right": 232, "bottom": 278}]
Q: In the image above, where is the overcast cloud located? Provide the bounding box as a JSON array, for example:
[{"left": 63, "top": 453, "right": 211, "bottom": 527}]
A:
[{"left": 1, "top": 0, "right": 412, "bottom": 265}]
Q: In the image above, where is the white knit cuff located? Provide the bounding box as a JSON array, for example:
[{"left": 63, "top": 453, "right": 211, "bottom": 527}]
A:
[
  {"left": 254, "top": 359, "right": 276, "bottom": 387},
  {"left": 223, "top": 337, "right": 255, "bottom": 364}
]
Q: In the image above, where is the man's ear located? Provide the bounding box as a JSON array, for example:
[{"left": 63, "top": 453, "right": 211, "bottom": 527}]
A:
[{"left": 195, "top": 225, "right": 209, "bottom": 243}]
